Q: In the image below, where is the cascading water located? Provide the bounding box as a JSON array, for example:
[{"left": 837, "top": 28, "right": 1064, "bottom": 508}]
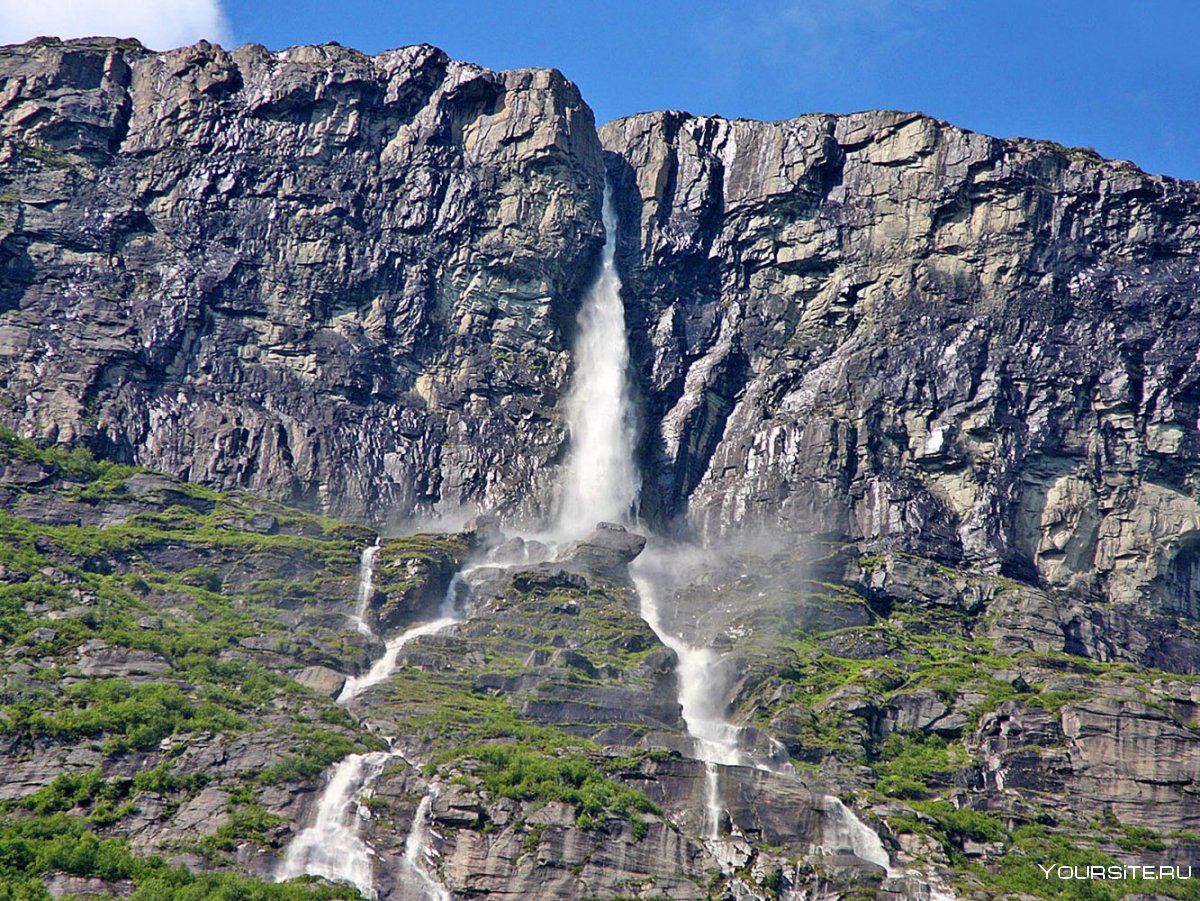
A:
[
  {"left": 549, "top": 185, "right": 893, "bottom": 876},
  {"left": 276, "top": 751, "right": 396, "bottom": 898},
  {"left": 633, "top": 571, "right": 743, "bottom": 839},
  {"left": 339, "top": 574, "right": 467, "bottom": 703},
  {"left": 635, "top": 559, "right": 892, "bottom": 874},
  {"left": 277, "top": 560, "right": 466, "bottom": 898},
  {"left": 399, "top": 790, "right": 451, "bottom": 901},
  {"left": 554, "top": 185, "right": 640, "bottom": 537},
  {"left": 350, "top": 542, "right": 381, "bottom": 636},
  {"left": 821, "top": 796, "right": 893, "bottom": 874}
]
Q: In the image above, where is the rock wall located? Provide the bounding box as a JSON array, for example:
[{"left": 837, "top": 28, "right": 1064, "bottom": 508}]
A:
[
  {"left": 0, "top": 37, "right": 604, "bottom": 523},
  {"left": 8, "top": 39, "right": 1200, "bottom": 617},
  {"left": 600, "top": 110, "right": 1200, "bottom": 614}
]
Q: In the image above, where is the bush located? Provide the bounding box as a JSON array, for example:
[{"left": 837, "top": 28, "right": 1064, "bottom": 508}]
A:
[
  {"left": 0, "top": 679, "right": 245, "bottom": 750},
  {"left": 873, "top": 733, "right": 965, "bottom": 799}
]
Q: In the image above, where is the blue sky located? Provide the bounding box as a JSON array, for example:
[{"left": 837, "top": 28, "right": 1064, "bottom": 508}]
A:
[{"left": 2, "top": 0, "right": 1198, "bottom": 179}]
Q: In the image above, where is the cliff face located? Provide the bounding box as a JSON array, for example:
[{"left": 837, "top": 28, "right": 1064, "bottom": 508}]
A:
[
  {"left": 600, "top": 110, "right": 1200, "bottom": 616},
  {"left": 8, "top": 37, "right": 1200, "bottom": 900},
  {"left": 0, "top": 37, "right": 603, "bottom": 523},
  {"left": 8, "top": 38, "right": 1200, "bottom": 621}
]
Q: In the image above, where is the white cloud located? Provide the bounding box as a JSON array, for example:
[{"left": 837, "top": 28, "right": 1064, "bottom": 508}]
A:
[{"left": 0, "top": 0, "right": 233, "bottom": 51}]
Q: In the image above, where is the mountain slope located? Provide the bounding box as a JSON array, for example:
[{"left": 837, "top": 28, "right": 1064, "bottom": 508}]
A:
[{"left": 4, "top": 35, "right": 1200, "bottom": 901}]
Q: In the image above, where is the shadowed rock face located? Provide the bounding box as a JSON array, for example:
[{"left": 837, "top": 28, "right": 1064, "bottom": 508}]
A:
[{"left": 0, "top": 37, "right": 604, "bottom": 524}]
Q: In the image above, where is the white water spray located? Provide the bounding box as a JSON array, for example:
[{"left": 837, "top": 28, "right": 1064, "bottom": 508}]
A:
[
  {"left": 633, "top": 570, "right": 744, "bottom": 839},
  {"left": 541, "top": 183, "right": 893, "bottom": 877},
  {"left": 821, "top": 796, "right": 893, "bottom": 874},
  {"left": 555, "top": 186, "right": 640, "bottom": 536},
  {"left": 635, "top": 555, "right": 892, "bottom": 873},
  {"left": 399, "top": 790, "right": 451, "bottom": 901},
  {"left": 276, "top": 751, "right": 397, "bottom": 898}
]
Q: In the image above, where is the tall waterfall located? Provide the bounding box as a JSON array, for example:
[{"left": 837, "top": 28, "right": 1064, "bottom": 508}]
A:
[{"left": 555, "top": 186, "right": 640, "bottom": 536}]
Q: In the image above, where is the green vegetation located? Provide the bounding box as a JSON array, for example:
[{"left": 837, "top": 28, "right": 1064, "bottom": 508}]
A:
[
  {"left": 12, "top": 141, "right": 74, "bottom": 170},
  {"left": 0, "top": 431, "right": 385, "bottom": 896},
  {"left": 198, "top": 804, "right": 288, "bottom": 858},
  {"left": 980, "top": 824, "right": 1200, "bottom": 899},
  {"left": 257, "top": 727, "right": 385, "bottom": 785},
  {"left": 872, "top": 733, "right": 967, "bottom": 799},
  {"left": 0, "top": 812, "right": 362, "bottom": 899},
  {"left": 0, "top": 679, "right": 244, "bottom": 752},
  {"left": 450, "top": 743, "right": 658, "bottom": 829},
  {"left": 388, "top": 671, "right": 661, "bottom": 829}
]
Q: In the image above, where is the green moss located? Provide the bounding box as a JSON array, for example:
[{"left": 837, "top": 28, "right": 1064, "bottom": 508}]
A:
[
  {"left": 257, "top": 726, "right": 385, "bottom": 785},
  {"left": 909, "top": 801, "right": 1005, "bottom": 843},
  {"left": 384, "top": 672, "right": 660, "bottom": 826},
  {"left": 1027, "top": 690, "right": 1090, "bottom": 712},
  {"left": 14, "top": 143, "right": 73, "bottom": 169}
]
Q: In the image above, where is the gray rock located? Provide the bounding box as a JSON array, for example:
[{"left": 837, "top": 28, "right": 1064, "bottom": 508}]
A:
[
  {"left": 76, "top": 643, "right": 171, "bottom": 677},
  {"left": 292, "top": 665, "right": 346, "bottom": 698},
  {"left": 0, "top": 37, "right": 603, "bottom": 527},
  {"left": 555, "top": 522, "right": 647, "bottom": 580}
]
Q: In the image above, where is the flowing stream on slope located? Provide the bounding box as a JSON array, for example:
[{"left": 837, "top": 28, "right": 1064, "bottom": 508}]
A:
[
  {"left": 276, "top": 551, "right": 465, "bottom": 899},
  {"left": 560, "top": 182, "right": 893, "bottom": 875},
  {"left": 282, "top": 178, "right": 891, "bottom": 898}
]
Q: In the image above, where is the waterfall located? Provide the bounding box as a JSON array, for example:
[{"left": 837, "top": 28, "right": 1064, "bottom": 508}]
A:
[
  {"left": 633, "top": 570, "right": 744, "bottom": 839},
  {"left": 821, "top": 796, "right": 894, "bottom": 875},
  {"left": 276, "top": 751, "right": 397, "bottom": 898},
  {"left": 351, "top": 542, "right": 381, "bottom": 636},
  {"left": 278, "top": 561, "right": 468, "bottom": 897},
  {"left": 555, "top": 185, "right": 640, "bottom": 536},
  {"left": 399, "top": 790, "right": 451, "bottom": 901},
  {"left": 339, "top": 574, "right": 466, "bottom": 703},
  {"left": 542, "top": 182, "right": 893, "bottom": 877}
]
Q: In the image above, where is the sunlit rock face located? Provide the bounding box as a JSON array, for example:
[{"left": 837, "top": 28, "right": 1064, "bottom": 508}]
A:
[
  {"left": 0, "top": 37, "right": 604, "bottom": 524},
  {"left": 10, "top": 37, "right": 1200, "bottom": 901},
  {"left": 7, "top": 38, "right": 1200, "bottom": 616},
  {"left": 600, "top": 110, "right": 1200, "bottom": 613}
]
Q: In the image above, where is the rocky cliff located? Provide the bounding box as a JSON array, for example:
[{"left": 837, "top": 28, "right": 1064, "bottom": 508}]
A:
[
  {"left": 6, "top": 35, "right": 1200, "bottom": 901},
  {"left": 8, "top": 38, "right": 1200, "bottom": 625},
  {"left": 601, "top": 109, "right": 1200, "bottom": 618},
  {"left": 0, "top": 36, "right": 602, "bottom": 523}
]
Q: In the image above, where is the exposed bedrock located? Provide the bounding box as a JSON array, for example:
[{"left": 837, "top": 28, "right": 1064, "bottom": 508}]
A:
[
  {"left": 600, "top": 109, "right": 1200, "bottom": 617},
  {"left": 0, "top": 37, "right": 604, "bottom": 524},
  {"left": 8, "top": 39, "right": 1200, "bottom": 619}
]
